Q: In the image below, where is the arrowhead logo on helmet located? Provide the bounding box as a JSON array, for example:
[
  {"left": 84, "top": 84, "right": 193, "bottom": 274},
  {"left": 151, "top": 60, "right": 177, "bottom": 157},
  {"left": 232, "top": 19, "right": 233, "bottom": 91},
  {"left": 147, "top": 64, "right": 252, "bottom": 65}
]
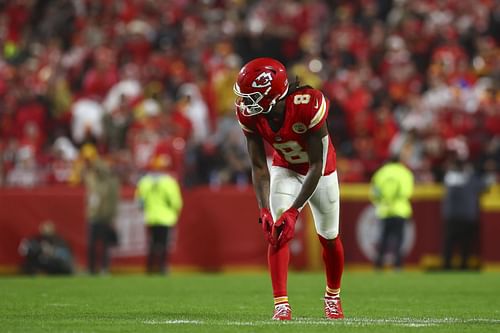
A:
[{"left": 252, "top": 72, "right": 273, "bottom": 88}]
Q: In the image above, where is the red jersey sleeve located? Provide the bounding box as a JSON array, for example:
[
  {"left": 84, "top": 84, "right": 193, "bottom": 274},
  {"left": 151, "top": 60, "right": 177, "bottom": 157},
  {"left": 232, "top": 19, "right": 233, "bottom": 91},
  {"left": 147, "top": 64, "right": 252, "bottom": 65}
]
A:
[{"left": 306, "top": 89, "right": 329, "bottom": 132}]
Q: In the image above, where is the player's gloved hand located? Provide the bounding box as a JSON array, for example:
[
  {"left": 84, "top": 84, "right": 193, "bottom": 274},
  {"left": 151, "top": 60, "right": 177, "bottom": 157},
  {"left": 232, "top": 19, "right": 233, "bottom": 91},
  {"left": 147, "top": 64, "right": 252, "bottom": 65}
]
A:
[
  {"left": 273, "top": 207, "right": 300, "bottom": 248},
  {"left": 259, "top": 208, "right": 275, "bottom": 246}
]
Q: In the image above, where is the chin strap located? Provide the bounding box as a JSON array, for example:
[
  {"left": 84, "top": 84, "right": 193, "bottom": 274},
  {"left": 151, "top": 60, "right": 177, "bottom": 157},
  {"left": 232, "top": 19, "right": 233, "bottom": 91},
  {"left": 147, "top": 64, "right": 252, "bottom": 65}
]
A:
[{"left": 265, "top": 83, "right": 289, "bottom": 113}]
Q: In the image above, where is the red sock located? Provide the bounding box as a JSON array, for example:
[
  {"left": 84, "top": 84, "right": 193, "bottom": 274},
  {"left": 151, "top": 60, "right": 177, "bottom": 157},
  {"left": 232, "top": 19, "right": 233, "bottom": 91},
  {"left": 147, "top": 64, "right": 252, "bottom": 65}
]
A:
[
  {"left": 318, "top": 235, "right": 344, "bottom": 290},
  {"left": 268, "top": 243, "right": 289, "bottom": 298}
]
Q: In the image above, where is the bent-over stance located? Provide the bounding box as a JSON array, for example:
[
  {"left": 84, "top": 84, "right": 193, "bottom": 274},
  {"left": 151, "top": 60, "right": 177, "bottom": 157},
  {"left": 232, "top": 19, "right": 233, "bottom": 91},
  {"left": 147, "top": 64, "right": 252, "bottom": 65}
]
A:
[{"left": 234, "top": 57, "right": 345, "bottom": 320}]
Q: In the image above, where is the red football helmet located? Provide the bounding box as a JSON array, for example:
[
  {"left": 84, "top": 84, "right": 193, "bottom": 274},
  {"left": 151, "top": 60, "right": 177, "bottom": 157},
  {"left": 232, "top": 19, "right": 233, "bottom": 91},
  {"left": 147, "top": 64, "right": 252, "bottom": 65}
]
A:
[{"left": 234, "top": 57, "right": 289, "bottom": 116}]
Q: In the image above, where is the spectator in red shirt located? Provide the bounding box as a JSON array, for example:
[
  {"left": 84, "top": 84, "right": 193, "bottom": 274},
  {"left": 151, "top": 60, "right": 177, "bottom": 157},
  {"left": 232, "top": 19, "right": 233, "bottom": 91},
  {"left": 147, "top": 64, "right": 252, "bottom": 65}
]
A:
[{"left": 82, "top": 47, "right": 119, "bottom": 100}]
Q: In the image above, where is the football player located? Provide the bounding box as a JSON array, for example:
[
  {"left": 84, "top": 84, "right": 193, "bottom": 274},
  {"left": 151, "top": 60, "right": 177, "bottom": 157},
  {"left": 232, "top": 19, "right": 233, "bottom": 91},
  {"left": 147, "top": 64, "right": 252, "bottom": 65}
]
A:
[{"left": 234, "top": 58, "right": 344, "bottom": 320}]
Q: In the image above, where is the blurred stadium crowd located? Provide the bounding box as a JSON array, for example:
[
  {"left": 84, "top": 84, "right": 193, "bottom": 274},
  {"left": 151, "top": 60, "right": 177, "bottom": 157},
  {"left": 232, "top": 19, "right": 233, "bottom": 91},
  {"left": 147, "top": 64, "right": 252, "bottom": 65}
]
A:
[{"left": 0, "top": 0, "right": 499, "bottom": 188}]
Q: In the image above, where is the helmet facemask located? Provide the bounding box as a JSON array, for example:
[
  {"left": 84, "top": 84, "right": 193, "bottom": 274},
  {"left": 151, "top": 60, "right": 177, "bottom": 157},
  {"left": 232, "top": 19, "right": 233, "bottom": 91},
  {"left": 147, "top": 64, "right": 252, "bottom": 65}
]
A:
[{"left": 233, "top": 83, "right": 288, "bottom": 117}]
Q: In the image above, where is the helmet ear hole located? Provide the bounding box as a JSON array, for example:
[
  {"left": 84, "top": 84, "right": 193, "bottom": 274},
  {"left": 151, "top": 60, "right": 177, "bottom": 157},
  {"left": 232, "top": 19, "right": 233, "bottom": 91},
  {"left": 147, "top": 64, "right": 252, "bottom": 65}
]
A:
[{"left": 234, "top": 58, "right": 289, "bottom": 116}]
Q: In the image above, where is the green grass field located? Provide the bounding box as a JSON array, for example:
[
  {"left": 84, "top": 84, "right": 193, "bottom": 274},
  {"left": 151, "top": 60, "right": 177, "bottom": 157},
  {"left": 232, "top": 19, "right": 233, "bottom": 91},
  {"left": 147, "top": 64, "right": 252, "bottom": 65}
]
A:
[{"left": 1, "top": 271, "right": 500, "bottom": 332}]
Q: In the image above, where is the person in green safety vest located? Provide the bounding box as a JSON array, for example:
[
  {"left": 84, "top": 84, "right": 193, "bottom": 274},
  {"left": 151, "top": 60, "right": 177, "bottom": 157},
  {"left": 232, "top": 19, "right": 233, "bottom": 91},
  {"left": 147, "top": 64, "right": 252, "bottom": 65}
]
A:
[
  {"left": 135, "top": 155, "right": 183, "bottom": 274},
  {"left": 370, "top": 154, "right": 414, "bottom": 270}
]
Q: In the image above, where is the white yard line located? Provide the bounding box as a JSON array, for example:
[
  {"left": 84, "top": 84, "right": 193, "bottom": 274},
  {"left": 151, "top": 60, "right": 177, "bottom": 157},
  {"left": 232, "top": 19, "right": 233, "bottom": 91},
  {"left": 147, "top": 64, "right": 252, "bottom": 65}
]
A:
[
  {"left": 142, "top": 317, "right": 500, "bottom": 327},
  {"left": 143, "top": 320, "right": 204, "bottom": 324}
]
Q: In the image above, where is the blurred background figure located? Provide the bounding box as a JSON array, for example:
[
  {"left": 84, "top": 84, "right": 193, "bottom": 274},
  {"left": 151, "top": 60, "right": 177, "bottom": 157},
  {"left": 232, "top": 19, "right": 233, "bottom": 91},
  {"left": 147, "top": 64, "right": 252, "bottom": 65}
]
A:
[
  {"left": 5, "top": 146, "right": 40, "bottom": 188},
  {"left": 370, "top": 155, "right": 415, "bottom": 271},
  {"left": 45, "top": 136, "right": 78, "bottom": 185},
  {"left": 135, "top": 155, "right": 183, "bottom": 275},
  {"left": 441, "top": 155, "right": 496, "bottom": 270},
  {"left": 83, "top": 147, "right": 120, "bottom": 275},
  {"left": 18, "top": 220, "right": 74, "bottom": 275},
  {"left": 70, "top": 96, "right": 105, "bottom": 146}
]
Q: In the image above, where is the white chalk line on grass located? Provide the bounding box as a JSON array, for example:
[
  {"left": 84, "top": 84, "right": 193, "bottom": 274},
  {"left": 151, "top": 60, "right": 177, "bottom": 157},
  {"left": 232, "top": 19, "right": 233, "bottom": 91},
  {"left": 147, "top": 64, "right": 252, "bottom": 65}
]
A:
[
  {"left": 143, "top": 320, "right": 204, "bottom": 325},
  {"left": 142, "top": 317, "right": 500, "bottom": 327}
]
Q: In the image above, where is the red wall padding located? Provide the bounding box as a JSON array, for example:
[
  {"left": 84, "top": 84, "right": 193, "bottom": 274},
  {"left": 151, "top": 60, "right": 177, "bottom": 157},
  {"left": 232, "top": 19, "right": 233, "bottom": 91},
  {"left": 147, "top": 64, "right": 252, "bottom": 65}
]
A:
[{"left": 1, "top": 185, "right": 499, "bottom": 272}]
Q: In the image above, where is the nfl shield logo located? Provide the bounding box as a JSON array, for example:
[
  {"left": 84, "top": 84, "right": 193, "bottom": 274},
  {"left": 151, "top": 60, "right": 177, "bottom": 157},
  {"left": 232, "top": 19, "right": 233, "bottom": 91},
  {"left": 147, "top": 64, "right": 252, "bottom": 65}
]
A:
[{"left": 292, "top": 122, "right": 307, "bottom": 134}]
